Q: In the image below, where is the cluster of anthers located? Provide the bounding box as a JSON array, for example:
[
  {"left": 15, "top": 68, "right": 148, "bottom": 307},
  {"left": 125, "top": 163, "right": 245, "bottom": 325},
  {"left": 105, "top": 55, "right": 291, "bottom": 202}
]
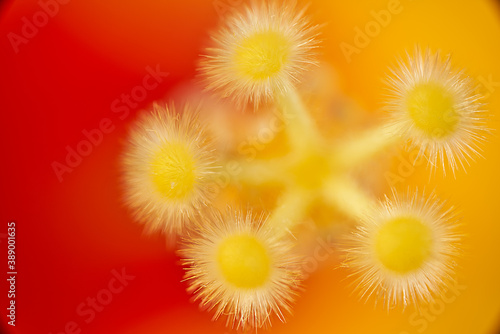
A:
[{"left": 121, "top": 1, "right": 488, "bottom": 331}]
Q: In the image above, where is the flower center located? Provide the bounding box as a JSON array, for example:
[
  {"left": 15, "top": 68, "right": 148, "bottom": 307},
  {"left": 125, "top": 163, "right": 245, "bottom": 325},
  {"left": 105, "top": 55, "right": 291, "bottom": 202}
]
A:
[
  {"left": 150, "top": 142, "right": 196, "bottom": 200},
  {"left": 289, "top": 151, "right": 331, "bottom": 189},
  {"left": 216, "top": 234, "right": 271, "bottom": 289},
  {"left": 375, "top": 216, "right": 433, "bottom": 274},
  {"left": 234, "top": 30, "right": 291, "bottom": 81},
  {"left": 406, "top": 83, "right": 459, "bottom": 138}
]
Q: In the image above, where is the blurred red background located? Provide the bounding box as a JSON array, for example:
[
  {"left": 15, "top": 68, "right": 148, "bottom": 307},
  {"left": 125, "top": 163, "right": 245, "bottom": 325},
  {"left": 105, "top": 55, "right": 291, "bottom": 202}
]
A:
[{"left": 1, "top": 0, "right": 500, "bottom": 333}]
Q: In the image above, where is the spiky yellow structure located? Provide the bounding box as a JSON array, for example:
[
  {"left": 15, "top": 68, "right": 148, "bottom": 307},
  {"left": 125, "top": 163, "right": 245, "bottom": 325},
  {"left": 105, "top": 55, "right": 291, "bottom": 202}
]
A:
[
  {"left": 122, "top": 104, "right": 217, "bottom": 235},
  {"left": 386, "top": 47, "right": 487, "bottom": 173},
  {"left": 343, "top": 190, "right": 461, "bottom": 308},
  {"left": 180, "top": 209, "right": 303, "bottom": 330},
  {"left": 200, "top": 1, "right": 320, "bottom": 107}
]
